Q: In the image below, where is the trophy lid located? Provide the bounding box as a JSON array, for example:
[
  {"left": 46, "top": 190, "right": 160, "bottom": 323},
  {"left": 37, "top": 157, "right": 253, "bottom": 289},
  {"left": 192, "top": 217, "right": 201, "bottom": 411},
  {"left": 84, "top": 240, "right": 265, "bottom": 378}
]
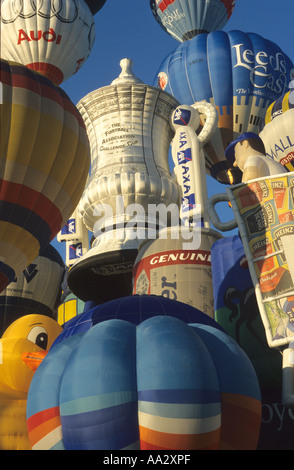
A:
[{"left": 111, "top": 58, "right": 144, "bottom": 85}]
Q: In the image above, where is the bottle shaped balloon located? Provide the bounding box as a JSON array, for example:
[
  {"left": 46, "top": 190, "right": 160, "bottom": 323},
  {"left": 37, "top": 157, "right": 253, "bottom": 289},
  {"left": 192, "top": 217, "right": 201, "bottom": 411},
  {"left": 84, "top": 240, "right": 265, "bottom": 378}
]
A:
[
  {"left": 67, "top": 59, "right": 180, "bottom": 303},
  {"left": 0, "top": 59, "right": 90, "bottom": 293},
  {"left": 0, "top": 0, "right": 96, "bottom": 85}
]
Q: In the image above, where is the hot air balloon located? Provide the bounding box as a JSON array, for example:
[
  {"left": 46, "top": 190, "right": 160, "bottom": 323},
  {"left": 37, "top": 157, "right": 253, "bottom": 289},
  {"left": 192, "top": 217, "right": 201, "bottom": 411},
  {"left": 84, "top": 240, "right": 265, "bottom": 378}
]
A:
[
  {"left": 84, "top": 0, "right": 107, "bottom": 15},
  {"left": 0, "top": 244, "right": 65, "bottom": 335},
  {"left": 0, "top": 0, "right": 96, "bottom": 85},
  {"left": 150, "top": 0, "right": 236, "bottom": 42},
  {"left": 211, "top": 235, "right": 282, "bottom": 391},
  {"left": 0, "top": 59, "right": 90, "bottom": 293},
  {"left": 259, "top": 82, "right": 294, "bottom": 171},
  {"left": 0, "top": 314, "right": 62, "bottom": 450},
  {"left": 155, "top": 31, "right": 294, "bottom": 184},
  {"left": 27, "top": 313, "right": 261, "bottom": 450}
]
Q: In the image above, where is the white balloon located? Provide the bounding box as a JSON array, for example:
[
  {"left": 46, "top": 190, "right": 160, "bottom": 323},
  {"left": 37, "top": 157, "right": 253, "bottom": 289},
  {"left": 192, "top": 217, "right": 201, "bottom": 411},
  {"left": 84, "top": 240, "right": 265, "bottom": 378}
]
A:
[{"left": 0, "top": 0, "right": 95, "bottom": 84}]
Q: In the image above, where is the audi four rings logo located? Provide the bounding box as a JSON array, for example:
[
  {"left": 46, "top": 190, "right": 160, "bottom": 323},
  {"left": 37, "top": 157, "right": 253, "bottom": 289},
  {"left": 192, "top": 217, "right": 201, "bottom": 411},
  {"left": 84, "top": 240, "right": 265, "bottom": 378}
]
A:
[{"left": 1, "top": 0, "right": 80, "bottom": 24}]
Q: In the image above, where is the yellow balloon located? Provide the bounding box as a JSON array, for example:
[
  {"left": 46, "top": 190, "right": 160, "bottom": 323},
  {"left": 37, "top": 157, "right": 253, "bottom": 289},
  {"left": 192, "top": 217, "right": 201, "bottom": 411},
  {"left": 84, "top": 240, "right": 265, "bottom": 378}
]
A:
[{"left": 0, "top": 314, "right": 62, "bottom": 450}]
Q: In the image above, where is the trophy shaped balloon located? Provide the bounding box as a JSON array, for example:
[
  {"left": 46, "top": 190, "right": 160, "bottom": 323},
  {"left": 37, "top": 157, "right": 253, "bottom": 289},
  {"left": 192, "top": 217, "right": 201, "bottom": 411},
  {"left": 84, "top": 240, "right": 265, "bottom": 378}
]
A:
[{"left": 67, "top": 59, "right": 180, "bottom": 303}]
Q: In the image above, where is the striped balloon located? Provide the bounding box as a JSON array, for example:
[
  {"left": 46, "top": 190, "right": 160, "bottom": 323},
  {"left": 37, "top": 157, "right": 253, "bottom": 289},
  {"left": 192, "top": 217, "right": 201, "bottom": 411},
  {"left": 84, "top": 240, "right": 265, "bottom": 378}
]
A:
[
  {"left": 150, "top": 0, "right": 236, "bottom": 42},
  {"left": 26, "top": 315, "right": 261, "bottom": 450},
  {"left": 259, "top": 86, "right": 294, "bottom": 171},
  {"left": 0, "top": 59, "right": 90, "bottom": 292}
]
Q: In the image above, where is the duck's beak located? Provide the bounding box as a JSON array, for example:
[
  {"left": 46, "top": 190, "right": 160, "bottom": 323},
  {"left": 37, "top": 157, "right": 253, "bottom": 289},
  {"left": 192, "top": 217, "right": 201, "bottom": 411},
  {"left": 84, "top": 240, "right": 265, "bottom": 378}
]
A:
[{"left": 21, "top": 351, "right": 48, "bottom": 371}]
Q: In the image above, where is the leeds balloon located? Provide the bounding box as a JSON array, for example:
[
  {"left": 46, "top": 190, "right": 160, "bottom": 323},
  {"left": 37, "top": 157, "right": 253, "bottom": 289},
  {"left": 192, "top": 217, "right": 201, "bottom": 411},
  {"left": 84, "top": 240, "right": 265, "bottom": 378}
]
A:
[{"left": 155, "top": 31, "right": 294, "bottom": 184}]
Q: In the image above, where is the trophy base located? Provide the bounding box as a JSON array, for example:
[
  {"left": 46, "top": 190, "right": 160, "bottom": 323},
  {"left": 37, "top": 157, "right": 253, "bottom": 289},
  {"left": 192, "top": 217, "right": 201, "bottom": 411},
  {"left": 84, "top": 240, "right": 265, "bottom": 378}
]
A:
[{"left": 67, "top": 247, "right": 138, "bottom": 303}]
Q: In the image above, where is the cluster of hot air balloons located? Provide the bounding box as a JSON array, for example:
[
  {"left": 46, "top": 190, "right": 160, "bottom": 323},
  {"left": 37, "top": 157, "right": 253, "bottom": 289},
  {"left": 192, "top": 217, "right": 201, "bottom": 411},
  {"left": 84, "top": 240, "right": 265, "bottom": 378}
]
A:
[{"left": 0, "top": 0, "right": 293, "bottom": 451}]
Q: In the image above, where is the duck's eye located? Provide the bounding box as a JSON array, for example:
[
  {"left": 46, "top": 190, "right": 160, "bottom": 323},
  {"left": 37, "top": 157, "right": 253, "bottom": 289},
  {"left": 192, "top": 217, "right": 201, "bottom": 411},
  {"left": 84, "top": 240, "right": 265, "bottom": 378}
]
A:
[{"left": 27, "top": 326, "right": 48, "bottom": 350}]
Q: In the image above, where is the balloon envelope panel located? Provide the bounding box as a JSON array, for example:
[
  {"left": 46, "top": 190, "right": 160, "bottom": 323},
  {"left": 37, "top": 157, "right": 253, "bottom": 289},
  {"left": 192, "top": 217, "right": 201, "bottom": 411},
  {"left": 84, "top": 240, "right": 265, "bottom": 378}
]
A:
[
  {"left": 0, "top": 244, "right": 65, "bottom": 335},
  {"left": 211, "top": 235, "right": 282, "bottom": 391}
]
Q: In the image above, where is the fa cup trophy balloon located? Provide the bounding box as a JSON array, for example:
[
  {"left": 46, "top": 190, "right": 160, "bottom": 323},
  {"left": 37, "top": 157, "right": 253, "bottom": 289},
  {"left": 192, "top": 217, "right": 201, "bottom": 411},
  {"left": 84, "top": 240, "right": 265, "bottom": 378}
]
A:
[
  {"left": 67, "top": 59, "right": 180, "bottom": 303},
  {"left": 133, "top": 103, "right": 223, "bottom": 317}
]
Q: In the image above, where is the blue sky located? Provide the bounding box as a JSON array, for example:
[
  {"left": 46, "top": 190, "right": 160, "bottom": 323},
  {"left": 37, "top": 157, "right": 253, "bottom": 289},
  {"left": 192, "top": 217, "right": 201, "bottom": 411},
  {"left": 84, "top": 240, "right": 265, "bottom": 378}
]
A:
[{"left": 53, "top": 0, "right": 294, "bottom": 259}]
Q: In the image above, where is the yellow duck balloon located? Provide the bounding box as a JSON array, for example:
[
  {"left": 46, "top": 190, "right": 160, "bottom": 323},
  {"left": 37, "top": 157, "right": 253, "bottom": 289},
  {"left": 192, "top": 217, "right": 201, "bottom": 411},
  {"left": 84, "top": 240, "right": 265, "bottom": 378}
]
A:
[{"left": 0, "top": 314, "right": 62, "bottom": 450}]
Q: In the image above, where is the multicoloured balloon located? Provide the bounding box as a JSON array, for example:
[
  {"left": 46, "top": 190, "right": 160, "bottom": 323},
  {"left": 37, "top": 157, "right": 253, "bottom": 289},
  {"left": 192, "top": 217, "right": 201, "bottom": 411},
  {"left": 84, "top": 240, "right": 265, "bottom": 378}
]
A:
[
  {"left": 155, "top": 31, "right": 294, "bottom": 184},
  {"left": 0, "top": 0, "right": 96, "bottom": 84},
  {"left": 150, "top": 0, "right": 236, "bottom": 42},
  {"left": 0, "top": 59, "right": 90, "bottom": 293},
  {"left": 259, "top": 83, "right": 294, "bottom": 171},
  {"left": 27, "top": 298, "right": 261, "bottom": 450},
  {"left": 0, "top": 245, "right": 65, "bottom": 335}
]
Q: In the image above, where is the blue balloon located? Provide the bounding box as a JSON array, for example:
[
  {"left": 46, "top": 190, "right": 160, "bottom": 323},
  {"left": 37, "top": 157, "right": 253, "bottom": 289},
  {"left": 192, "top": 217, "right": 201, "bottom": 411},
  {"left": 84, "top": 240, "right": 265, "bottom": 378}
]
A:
[
  {"left": 155, "top": 31, "right": 294, "bottom": 183},
  {"left": 51, "top": 294, "right": 225, "bottom": 349}
]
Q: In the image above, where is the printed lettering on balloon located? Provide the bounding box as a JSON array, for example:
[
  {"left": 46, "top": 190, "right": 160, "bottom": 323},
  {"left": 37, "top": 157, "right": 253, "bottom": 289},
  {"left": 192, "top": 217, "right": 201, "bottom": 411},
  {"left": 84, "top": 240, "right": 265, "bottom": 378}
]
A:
[{"left": 18, "top": 28, "right": 62, "bottom": 45}]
